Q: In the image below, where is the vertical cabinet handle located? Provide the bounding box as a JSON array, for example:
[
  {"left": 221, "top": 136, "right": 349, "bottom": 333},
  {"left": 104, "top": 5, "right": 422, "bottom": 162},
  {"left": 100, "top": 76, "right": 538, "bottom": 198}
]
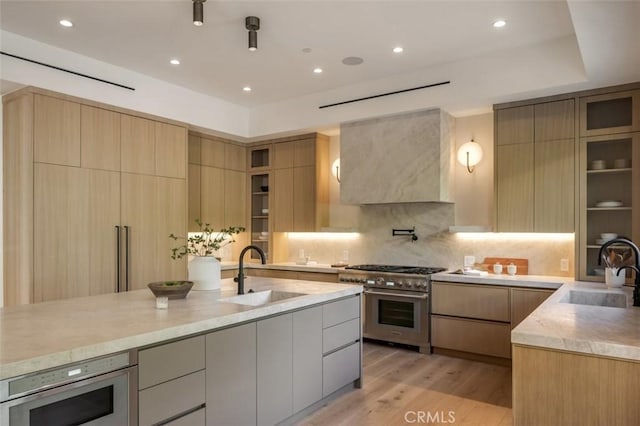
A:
[
  {"left": 124, "top": 225, "right": 130, "bottom": 292},
  {"left": 115, "top": 226, "right": 121, "bottom": 293}
]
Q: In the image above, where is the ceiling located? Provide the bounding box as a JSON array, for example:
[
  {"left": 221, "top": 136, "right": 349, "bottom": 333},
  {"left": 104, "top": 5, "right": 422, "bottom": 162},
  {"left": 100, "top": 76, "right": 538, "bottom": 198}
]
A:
[{"left": 1, "top": 1, "right": 639, "bottom": 120}]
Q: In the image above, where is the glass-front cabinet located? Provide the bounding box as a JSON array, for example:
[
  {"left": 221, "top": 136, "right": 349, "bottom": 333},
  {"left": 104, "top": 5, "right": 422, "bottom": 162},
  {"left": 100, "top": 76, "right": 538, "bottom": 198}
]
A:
[
  {"left": 579, "top": 133, "right": 640, "bottom": 281},
  {"left": 250, "top": 173, "right": 270, "bottom": 261}
]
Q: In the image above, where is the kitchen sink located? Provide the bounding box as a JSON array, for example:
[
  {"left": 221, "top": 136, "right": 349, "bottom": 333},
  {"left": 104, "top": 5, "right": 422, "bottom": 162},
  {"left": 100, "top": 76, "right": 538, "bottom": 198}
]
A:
[
  {"left": 560, "top": 290, "right": 627, "bottom": 308},
  {"left": 219, "top": 290, "right": 306, "bottom": 307}
]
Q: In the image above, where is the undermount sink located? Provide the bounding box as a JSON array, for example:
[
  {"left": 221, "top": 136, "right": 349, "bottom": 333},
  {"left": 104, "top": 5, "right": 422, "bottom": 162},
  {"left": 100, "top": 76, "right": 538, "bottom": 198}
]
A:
[
  {"left": 560, "top": 290, "right": 627, "bottom": 308},
  {"left": 219, "top": 290, "right": 306, "bottom": 307}
]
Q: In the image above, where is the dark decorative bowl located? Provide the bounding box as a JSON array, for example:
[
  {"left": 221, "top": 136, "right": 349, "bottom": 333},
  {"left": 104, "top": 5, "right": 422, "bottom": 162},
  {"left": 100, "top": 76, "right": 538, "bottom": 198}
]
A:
[
  {"left": 147, "top": 281, "right": 194, "bottom": 299},
  {"left": 260, "top": 185, "right": 269, "bottom": 192}
]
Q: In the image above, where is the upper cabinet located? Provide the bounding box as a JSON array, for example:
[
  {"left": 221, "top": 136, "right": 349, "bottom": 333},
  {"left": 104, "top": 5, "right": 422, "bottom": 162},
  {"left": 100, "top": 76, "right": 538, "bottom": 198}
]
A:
[
  {"left": 188, "top": 133, "right": 247, "bottom": 231},
  {"left": 340, "top": 109, "right": 454, "bottom": 204},
  {"left": 494, "top": 99, "right": 575, "bottom": 232},
  {"left": 34, "top": 94, "right": 81, "bottom": 166},
  {"left": 579, "top": 90, "right": 640, "bottom": 137}
]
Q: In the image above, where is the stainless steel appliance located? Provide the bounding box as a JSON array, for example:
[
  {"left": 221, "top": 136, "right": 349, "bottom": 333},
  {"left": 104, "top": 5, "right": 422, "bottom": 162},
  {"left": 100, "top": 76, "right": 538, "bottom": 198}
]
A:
[
  {"left": 1, "top": 351, "right": 138, "bottom": 426},
  {"left": 339, "top": 265, "right": 445, "bottom": 354}
]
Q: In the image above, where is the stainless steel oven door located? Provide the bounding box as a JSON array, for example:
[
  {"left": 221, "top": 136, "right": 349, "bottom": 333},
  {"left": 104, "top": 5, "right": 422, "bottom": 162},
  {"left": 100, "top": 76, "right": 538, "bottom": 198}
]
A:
[
  {"left": 1, "top": 366, "right": 137, "bottom": 426},
  {"left": 364, "top": 289, "right": 429, "bottom": 352}
]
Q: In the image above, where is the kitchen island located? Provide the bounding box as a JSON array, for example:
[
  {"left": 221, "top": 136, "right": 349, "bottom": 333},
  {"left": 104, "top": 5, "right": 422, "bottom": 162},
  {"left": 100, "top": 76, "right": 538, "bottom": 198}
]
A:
[{"left": 0, "top": 278, "right": 363, "bottom": 425}]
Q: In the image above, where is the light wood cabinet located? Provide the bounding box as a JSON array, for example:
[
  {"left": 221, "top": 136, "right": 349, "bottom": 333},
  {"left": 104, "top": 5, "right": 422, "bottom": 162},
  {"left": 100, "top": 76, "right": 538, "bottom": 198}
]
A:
[
  {"left": 33, "top": 94, "right": 80, "bottom": 166},
  {"left": 431, "top": 281, "right": 556, "bottom": 360},
  {"left": 206, "top": 323, "right": 257, "bottom": 426},
  {"left": 188, "top": 133, "right": 247, "bottom": 232},
  {"left": 80, "top": 105, "right": 121, "bottom": 171},
  {"left": 495, "top": 105, "right": 533, "bottom": 146},
  {"left": 432, "top": 282, "right": 510, "bottom": 322},
  {"left": 534, "top": 139, "right": 575, "bottom": 232},
  {"left": 495, "top": 99, "right": 575, "bottom": 232},
  {"left": 121, "top": 114, "right": 155, "bottom": 175},
  {"left": 121, "top": 174, "right": 187, "bottom": 290},
  {"left": 578, "top": 133, "right": 640, "bottom": 281},
  {"left": 271, "top": 134, "right": 329, "bottom": 232},
  {"left": 579, "top": 89, "right": 640, "bottom": 137},
  {"left": 34, "top": 164, "right": 120, "bottom": 302},
  {"left": 510, "top": 288, "right": 553, "bottom": 328},
  {"left": 513, "top": 345, "right": 640, "bottom": 425},
  {"left": 200, "top": 166, "right": 225, "bottom": 230},
  {"left": 3, "top": 87, "right": 190, "bottom": 305},
  {"left": 257, "top": 314, "right": 293, "bottom": 426},
  {"left": 495, "top": 143, "right": 534, "bottom": 231},
  {"left": 155, "top": 122, "right": 187, "bottom": 179}
]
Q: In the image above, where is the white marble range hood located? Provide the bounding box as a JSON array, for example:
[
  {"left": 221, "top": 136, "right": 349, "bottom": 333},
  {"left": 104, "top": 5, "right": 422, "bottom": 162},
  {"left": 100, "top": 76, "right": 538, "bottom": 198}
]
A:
[{"left": 340, "top": 108, "right": 455, "bottom": 204}]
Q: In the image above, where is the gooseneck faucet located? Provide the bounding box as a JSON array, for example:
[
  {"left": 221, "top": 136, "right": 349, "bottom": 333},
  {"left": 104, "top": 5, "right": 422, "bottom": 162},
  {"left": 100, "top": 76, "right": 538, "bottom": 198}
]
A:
[
  {"left": 598, "top": 237, "right": 640, "bottom": 307},
  {"left": 235, "top": 245, "right": 266, "bottom": 295}
]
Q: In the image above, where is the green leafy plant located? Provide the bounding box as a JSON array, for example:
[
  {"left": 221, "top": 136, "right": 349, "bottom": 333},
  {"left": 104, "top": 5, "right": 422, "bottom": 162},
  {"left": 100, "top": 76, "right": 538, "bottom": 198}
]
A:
[{"left": 170, "top": 219, "right": 245, "bottom": 259}]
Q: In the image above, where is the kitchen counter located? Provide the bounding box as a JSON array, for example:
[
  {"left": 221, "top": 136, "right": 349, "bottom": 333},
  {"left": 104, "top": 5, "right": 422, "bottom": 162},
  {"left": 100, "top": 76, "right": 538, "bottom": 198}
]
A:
[
  {"left": 431, "top": 271, "right": 565, "bottom": 289},
  {"left": 0, "top": 278, "right": 361, "bottom": 380},
  {"left": 512, "top": 281, "right": 640, "bottom": 361},
  {"left": 220, "top": 262, "right": 343, "bottom": 274}
]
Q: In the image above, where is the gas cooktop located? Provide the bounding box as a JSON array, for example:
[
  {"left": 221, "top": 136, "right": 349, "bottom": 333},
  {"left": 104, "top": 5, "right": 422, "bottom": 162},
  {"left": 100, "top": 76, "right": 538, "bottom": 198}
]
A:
[{"left": 344, "top": 264, "right": 446, "bottom": 275}]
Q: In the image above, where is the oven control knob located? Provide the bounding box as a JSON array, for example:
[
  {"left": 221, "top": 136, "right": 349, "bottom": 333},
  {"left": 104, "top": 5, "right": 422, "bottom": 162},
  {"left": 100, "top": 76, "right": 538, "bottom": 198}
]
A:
[
  {"left": 375, "top": 277, "right": 385, "bottom": 286},
  {"left": 396, "top": 280, "right": 404, "bottom": 287},
  {"left": 406, "top": 281, "right": 414, "bottom": 288}
]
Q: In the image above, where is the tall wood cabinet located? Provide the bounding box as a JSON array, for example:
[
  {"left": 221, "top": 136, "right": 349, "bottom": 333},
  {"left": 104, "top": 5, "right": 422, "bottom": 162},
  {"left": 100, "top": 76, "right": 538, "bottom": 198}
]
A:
[
  {"left": 495, "top": 99, "right": 575, "bottom": 232},
  {"left": 246, "top": 134, "right": 329, "bottom": 262},
  {"left": 3, "top": 87, "right": 188, "bottom": 305},
  {"left": 187, "top": 133, "right": 247, "bottom": 232}
]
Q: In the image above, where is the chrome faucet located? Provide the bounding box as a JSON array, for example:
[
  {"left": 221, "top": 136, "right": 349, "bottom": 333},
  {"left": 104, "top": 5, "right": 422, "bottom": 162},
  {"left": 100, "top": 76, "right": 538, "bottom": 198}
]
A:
[
  {"left": 598, "top": 237, "right": 640, "bottom": 307},
  {"left": 235, "top": 245, "right": 266, "bottom": 295}
]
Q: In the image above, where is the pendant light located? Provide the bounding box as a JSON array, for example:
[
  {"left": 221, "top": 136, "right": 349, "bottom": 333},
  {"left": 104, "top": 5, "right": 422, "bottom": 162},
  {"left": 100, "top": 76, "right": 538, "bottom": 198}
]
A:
[
  {"left": 246, "top": 16, "right": 260, "bottom": 51},
  {"left": 193, "top": 0, "right": 206, "bottom": 26}
]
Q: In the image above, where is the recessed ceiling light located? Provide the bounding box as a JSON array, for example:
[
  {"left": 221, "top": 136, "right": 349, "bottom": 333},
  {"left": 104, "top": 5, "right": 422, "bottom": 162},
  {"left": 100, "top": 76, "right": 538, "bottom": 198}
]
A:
[
  {"left": 170, "top": 59, "right": 180, "bottom": 65},
  {"left": 393, "top": 46, "right": 404, "bottom": 53},
  {"left": 59, "top": 19, "right": 73, "bottom": 28},
  {"left": 243, "top": 86, "right": 252, "bottom": 92},
  {"left": 313, "top": 68, "right": 323, "bottom": 74},
  {"left": 493, "top": 19, "right": 506, "bottom": 28}
]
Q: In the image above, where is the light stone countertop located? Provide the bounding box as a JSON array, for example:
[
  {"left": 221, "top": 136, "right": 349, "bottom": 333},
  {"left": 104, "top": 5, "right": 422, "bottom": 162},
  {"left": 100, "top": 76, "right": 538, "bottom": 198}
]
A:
[
  {"left": 512, "top": 281, "right": 640, "bottom": 361},
  {"left": 220, "top": 262, "right": 343, "bottom": 274},
  {"left": 433, "top": 272, "right": 640, "bottom": 361},
  {"left": 431, "top": 271, "right": 566, "bottom": 289},
  {"left": 0, "top": 278, "right": 362, "bottom": 380}
]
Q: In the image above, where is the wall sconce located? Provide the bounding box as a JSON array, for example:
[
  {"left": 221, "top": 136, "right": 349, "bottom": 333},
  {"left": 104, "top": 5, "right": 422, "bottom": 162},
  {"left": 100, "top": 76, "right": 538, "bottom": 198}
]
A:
[
  {"left": 457, "top": 139, "right": 483, "bottom": 173},
  {"left": 331, "top": 158, "right": 341, "bottom": 183}
]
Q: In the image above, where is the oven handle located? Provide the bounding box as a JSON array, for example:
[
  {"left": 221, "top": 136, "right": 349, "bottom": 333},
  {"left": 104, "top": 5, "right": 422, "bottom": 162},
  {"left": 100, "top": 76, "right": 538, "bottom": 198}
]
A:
[{"left": 364, "top": 290, "right": 428, "bottom": 300}]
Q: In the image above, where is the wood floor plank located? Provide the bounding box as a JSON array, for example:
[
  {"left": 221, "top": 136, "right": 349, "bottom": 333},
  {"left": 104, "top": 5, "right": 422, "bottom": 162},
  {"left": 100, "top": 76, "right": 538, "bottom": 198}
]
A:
[{"left": 297, "top": 342, "right": 512, "bottom": 426}]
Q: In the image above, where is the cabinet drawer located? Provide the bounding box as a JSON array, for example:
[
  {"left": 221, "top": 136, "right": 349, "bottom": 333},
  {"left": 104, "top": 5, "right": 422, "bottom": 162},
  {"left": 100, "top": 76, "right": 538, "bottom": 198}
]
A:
[
  {"left": 431, "top": 315, "right": 511, "bottom": 359},
  {"left": 323, "top": 318, "right": 360, "bottom": 354},
  {"left": 432, "top": 282, "right": 510, "bottom": 322},
  {"left": 166, "top": 408, "right": 205, "bottom": 426},
  {"left": 139, "top": 335, "right": 205, "bottom": 389},
  {"left": 298, "top": 271, "right": 338, "bottom": 283},
  {"left": 322, "top": 342, "right": 360, "bottom": 397},
  {"left": 323, "top": 295, "right": 360, "bottom": 328},
  {"left": 139, "top": 370, "right": 205, "bottom": 426}
]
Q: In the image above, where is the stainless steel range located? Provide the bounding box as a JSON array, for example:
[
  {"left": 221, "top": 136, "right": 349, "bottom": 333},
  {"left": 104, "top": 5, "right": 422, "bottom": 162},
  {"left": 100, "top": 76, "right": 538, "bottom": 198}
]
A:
[{"left": 339, "top": 264, "right": 446, "bottom": 354}]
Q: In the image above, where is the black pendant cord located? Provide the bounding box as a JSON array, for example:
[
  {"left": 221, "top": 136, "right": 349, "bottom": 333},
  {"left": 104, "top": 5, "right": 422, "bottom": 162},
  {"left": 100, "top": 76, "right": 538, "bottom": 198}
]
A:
[
  {"left": 1, "top": 51, "right": 135, "bottom": 91},
  {"left": 319, "top": 80, "right": 450, "bottom": 109}
]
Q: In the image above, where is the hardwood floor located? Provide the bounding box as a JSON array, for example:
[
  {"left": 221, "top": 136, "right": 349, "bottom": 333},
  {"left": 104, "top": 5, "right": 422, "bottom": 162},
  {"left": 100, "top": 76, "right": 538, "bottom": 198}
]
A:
[{"left": 298, "top": 342, "right": 512, "bottom": 426}]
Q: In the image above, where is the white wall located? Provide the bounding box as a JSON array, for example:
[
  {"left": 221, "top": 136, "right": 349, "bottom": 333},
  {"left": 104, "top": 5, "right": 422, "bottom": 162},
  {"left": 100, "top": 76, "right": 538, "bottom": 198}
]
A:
[{"left": 453, "top": 113, "right": 494, "bottom": 228}]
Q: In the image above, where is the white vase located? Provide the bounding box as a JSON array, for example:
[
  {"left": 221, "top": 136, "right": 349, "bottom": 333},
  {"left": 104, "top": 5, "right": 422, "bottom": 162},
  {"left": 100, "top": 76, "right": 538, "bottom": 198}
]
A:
[{"left": 188, "top": 256, "right": 221, "bottom": 291}]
